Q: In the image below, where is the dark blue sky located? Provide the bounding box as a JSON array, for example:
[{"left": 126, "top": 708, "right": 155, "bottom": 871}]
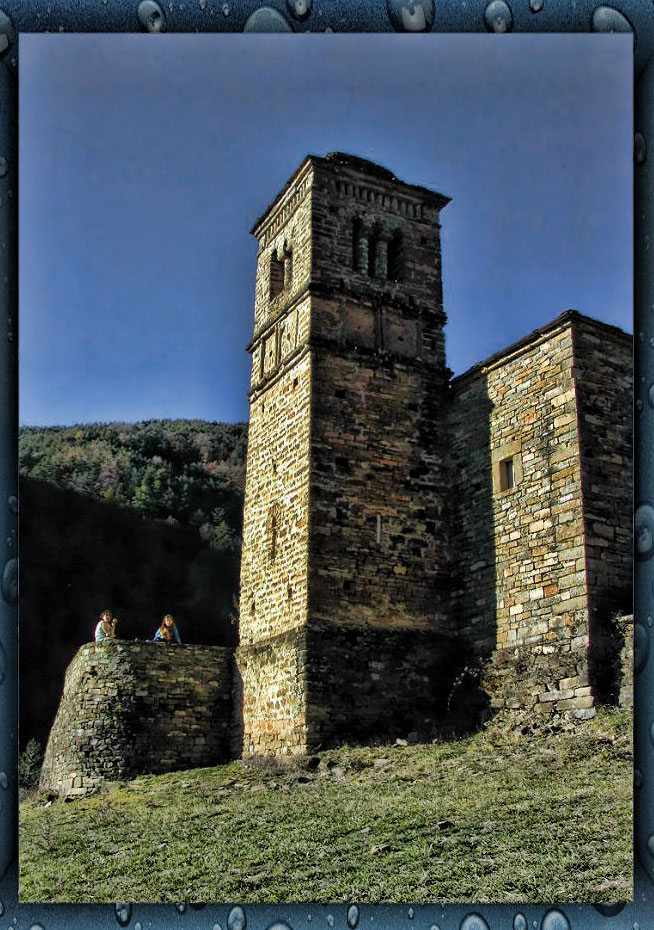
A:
[{"left": 19, "top": 34, "right": 632, "bottom": 426}]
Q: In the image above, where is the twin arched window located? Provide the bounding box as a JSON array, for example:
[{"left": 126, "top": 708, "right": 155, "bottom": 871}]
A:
[{"left": 353, "top": 220, "right": 404, "bottom": 282}]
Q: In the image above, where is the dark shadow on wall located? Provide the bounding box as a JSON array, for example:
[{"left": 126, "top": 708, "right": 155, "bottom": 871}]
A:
[
  {"left": 19, "top": 476, "right": 239, "bottom": 751},
  {"left": 448, "top": 374, "right": 497, "bottom": 697}
]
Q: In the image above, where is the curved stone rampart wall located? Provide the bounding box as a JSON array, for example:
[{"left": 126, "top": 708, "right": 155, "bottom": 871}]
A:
[{"left": 40, "top": 641, "right": 233, "bottom": 798}]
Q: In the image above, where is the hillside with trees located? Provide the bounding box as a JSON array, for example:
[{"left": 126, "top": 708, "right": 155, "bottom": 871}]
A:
[{"left": 19, "top": 419, "right": 247, "bottom": 750}]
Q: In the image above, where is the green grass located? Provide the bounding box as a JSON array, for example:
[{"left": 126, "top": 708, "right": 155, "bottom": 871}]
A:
[{"left": 19, "top": 707, "right": 632, "bottom": 904}]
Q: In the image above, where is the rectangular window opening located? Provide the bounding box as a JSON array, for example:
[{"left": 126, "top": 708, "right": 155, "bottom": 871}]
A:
[{"left": 500, "top": 457, "right": 515, "bottom": 491}]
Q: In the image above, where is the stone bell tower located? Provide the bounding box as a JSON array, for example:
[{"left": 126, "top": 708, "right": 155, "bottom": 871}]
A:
[{"left": 235, "top": 152, "right": 456, "bottom": 756}]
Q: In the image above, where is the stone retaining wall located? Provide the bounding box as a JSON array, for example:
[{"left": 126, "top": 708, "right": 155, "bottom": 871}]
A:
[{"left": 39, "top": 641, "right": 233, "bottom": 797}]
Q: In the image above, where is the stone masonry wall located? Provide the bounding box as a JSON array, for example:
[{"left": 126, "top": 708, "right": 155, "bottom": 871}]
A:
[
  {"left": 451, "top": 319, "right": 594, "bottom": 716},
  {"left": 232, "top": 627, "right": 308, "bottom": 756},
  {"left": 573, "top": 317, "right": 633, "bottom": 702},
  {"left": 40, "top": 641, "right": 232, "bottom": 797}
]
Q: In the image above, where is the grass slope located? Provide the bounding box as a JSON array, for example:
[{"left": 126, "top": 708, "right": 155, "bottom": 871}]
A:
[{"left": 19, "top": 707, "right": 631, "bottom": 904}]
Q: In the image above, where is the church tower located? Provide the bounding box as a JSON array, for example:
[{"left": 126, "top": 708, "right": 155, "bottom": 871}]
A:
[{"left": 235, "top": 153, "right": 455, "bottom": 756}]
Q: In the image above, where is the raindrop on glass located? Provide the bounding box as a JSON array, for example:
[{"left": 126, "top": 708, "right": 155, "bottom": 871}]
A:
[
  {"left": 408, "top": 910, "right": 414, "bottom": 921},
  {"left": 635, "top": 503, "right": 654, "bottom": 560},
  {"left": 591, "top": 5, "right": 634, "bottom": 38},
  {"left": 513, "top": 915, "right": 528, "bottom": 930},
  {"left": 483, "top": 0, "right": 513, "bottom": 32},
  {"left": 199, "top": 0, "right": 206, "bottom": 8},
  {"left": 137, "top": 0, "right": 167, "bottom": 31},
  {"left": 58, "top": 24, "right": 64, "bottom": 31},
  {"left": 529, "top": 0, "right": 543, "bottom": 10},
  {"left": 308, "top": 917, "right": 312, "bottom": 923},
  {"left": 115, "top": 904, "right": 133, "bottom": 927},
  {"left": 635, "top": 132, "right": 647, "bottom": 166},
  {"left": 175, "top": 905, "right": 187, "bottom": 915},
  {"left": 327, "top": 918, "right": 334, "bottom": 928},
  {"left": 460, "top": 915, "right": 490, "bottom": 930},
  {"left": 593, "top": 904, "right": 626, "bottom": 917},
  {"left": 222, "top": 3, "right": 229, "bottom": 13},
  {"left": 0, "top": 772, "right": 7, "bottom": 790},
  {"left": 386, "top": 0, "right": 434, "bottom": 32},
  {"left": 541, "top": 912, "right": 570, "bottom": 930},
  {"left": 637, "top": 398, "right": 644, "bottom": 412},
  {"left": 134, "top": 925, "right": 142, "bottom": 930},
  {"left": 29, "top": 925, "right": 44, "bottom": 930},
  {"left": 7, "top": 496, "right": 17, "bottom": 514},
  {"left": 243, "top": 6, "right": 292, "bottom": 30},
  {"left": 1, "top": 558, "right": 16, "bottom": 604},
  {"left": 227, "top": 907, "right": 247, "bottom": 930},
  {"left": 634, "top": 624, "right": 650, "bottom": 673},
  {"left": 0, "top": 11, "right": 15, "bottom": 54},
  {"left": 286, "top": 0, "right": 311, "bottom": 19},
  {"left": 430, "top": 926, "right": 440, "bottom": 930},
  {"left": 347, "top": 907, "right": 360, "bottom": 930}
]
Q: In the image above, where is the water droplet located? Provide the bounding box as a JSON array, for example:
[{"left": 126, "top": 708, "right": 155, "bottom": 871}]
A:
[
  {"left": 7, "top": 496, "right": 16, "bottom": 514},
  {"left": 169, "top": 2, "right": 173, "bottom": 8},
  {"left": 541, "top": 912, "right": 570, "bottom": 930},
  {"left": 307, "top": 917, "right": 312, "bottom": 924},
  {"left": 175, "top": 905, "right": 187, "bottom": 915},
  {"left": 529, "top": 0, "right": 543, "bottom": 10},
  {"left": 635, "top": 132, "right": 647, "bottom": 166},
  {"left": 199, "top": 0, "right": 206, "bottom": 7},
  {"left": 0, "top": 11, "right": 15, "bottom": 55},
  {"left": 634, "top": 623, "right": 650, "bottom": 673},
  {"left": 591, "top": 5, "right": 634, "bottom": 40},
  {"left": 386, "top": 0, "right": 434, "bottom": 31},
  {"left": 213, "top": 925, "right": 223, "bottom": 930},
  {"left": 30, "top": 925, "right": 44, "bottom": 930},
  {"left": 460, "top": 916, "right": 490, "bottom": 930},
  {"left": 58, "top": 24, "right": 64, "bottom": 31},
  {"left": 593, "top": 904, "right": 626, "bottom": 917},
  {"left": 513, "top": 915, "right": 527, "bottom": 930},
  {"left": 0, "top": 773, "right": 7, "bottom": 790},
  {"left": 135, "top": 924, "right": 142, "bottom": 930},
  {"left": 1, "top": 557, "right": 16, "bottom": 604},
  {"left": 286, "top": 0, "right": 311, "bottom": 18},
  {"left": 347, "top": 907, "right": 360, "bottom": 930},
  {"left": 483, "top": 0, "right": 513, "bottom": 32},
  {"left": 430, "top": 926, "right": 440, "bottom": 930},
  {"left": 243, "top": 6, "right": 292, "bottom": 30},
  {"left": 137, "top": 0, "right": 167, "bottom": 31},
  {"left": 228, "top": 907, "right": 247, "bottom": 930},
  {"left": 222, "top": 2, "right": 229, "bottom": 13},
  {"left": 635, "top": 768, "right": 643, "bottom": 788},
  {"left": 635, "top": 503, "right": 654, "bottom": 560},
  {"left": 327, "top": 918, "right": 334, "bottom": 928},
  {"left": 408, "top": 911, "right": 414, "bottom": 921},
  {"left": 115, "top": 904, "right": 133, "bottom": 927},
  {"left": 266, "top": 924, "right": 293, "bottom": 930},
  {"left": 637, "top": 398, "right": 644, "bottom": 412}
]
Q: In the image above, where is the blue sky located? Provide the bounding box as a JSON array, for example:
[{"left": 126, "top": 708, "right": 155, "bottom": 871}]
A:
[{"left": 19, "top": 33, "right": 632, "bottom": 426}]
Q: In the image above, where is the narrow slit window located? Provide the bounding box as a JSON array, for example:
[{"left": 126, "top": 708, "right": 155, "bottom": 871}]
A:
[{"left": 500, "top": 457, "right": 515, "bottom": 491}]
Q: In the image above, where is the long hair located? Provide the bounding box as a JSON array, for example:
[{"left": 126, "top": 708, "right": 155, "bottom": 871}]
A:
[{"left": 159, "top": 614, "right": 176, "bottom": 640}]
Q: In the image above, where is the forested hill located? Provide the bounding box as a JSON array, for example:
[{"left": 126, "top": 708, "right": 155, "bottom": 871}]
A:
[
  {"left": 19, "top": 419, "right": 248, "bottom": 538},
  {"left": 19, "top": 419, "right": 248, "bottom": 750}
]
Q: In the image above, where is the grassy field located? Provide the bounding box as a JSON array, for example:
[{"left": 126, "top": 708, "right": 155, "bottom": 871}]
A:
[{"left": 19, "top": 707, "right": 632, "bottom": 904}]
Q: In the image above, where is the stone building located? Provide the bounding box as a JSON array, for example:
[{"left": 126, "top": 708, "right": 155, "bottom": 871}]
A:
[
  {"left": 41, "top": 152, "right": 633, "bottom": 795},
  {"left": 235, "top": 152, "right": 633, "bottom": 757}
]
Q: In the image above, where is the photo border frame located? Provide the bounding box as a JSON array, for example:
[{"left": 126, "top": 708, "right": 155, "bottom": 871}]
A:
[{"left": 2, "top": 2, "right": 649, "bottom": 928}]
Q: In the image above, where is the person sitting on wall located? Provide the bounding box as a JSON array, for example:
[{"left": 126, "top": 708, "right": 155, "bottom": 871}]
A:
[
  {"left": 152, "top": 613, "right": 182, "bottom": 645},
  {"left": 94, "top": 609, "right": 118, "bottom": 642}
]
